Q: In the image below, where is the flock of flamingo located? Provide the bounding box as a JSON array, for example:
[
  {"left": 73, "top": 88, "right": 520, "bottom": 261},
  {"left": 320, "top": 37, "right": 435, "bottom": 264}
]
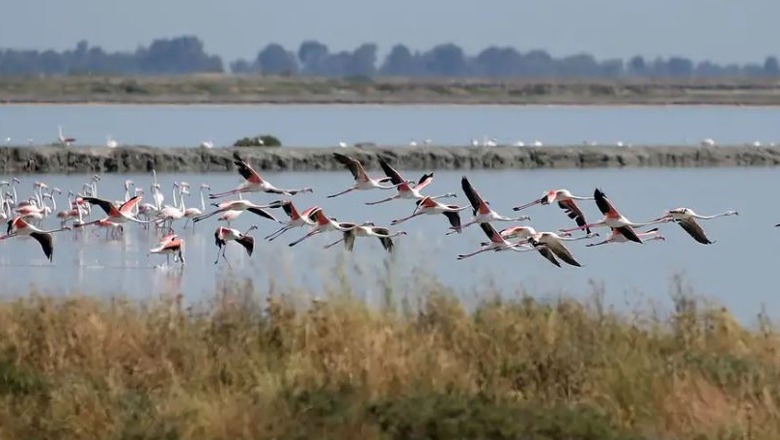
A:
[{"left": 0, "top": 151, "right": 742, "bottom": 269}]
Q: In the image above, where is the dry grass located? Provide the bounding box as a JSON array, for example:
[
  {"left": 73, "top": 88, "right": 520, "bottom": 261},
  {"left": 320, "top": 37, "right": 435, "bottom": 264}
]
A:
[{"left": 0, "top": 279, "right": 779, "bottom": 439}]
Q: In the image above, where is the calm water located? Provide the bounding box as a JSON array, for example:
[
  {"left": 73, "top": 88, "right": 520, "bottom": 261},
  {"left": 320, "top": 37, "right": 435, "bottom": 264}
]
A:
[
  {"left": 0, "top": 167, "right": 773, "bottom": 321},
  {"left": 1, "top": 104, "right": 780, "bottom": 147}
]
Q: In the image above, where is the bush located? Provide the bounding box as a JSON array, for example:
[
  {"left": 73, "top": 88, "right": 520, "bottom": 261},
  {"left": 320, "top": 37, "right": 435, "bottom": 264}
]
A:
[{"left": 232, "top": 134, "right": 282, "bottom": 147}]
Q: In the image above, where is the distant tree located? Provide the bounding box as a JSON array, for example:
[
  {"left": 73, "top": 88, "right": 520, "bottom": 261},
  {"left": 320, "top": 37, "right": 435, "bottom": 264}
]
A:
[
  {"left": 230, "top": 59, "right": 252, "bottom": 74},
  {"left": 297, "top": 40, "right": 329, "bottom": 74},
  {"left": 380, "top": 44, "right": 417, "bottom": 76},
  {"left": 667, "top": 57, "right": 694, "bottom": 77},
  {"left": 628, "top": 56, "right": 647, "bottom": 76},
  {"left": 600, "top": 59, "right": 624, "bottom": 78},
  {"left": 423, "top": 43, "right": 468, "bottom": 76},
  {"left": 348, "top": 43, "right": 377, "bottom": 76},
  {"left": 764, "top": 56, "right": 779, "bottom": 76},
  {"left": 256, "top": 43, "right": 298, "bottom": 75},
  {"left": 522, "top": 50, "right": 555, "bottom": 77},
  {"left": 475, "top": 46, "right": 523, "bottom": 77}
]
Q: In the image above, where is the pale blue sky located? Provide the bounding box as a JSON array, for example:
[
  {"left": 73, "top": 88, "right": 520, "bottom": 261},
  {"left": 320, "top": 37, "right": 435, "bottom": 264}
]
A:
[{"left": 1, "top": 0, "right": 775, "bottom": 63}]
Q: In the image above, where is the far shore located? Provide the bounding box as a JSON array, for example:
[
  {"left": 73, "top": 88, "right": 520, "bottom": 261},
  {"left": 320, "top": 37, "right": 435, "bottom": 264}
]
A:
[{"left": 3, "top": 75, "right": 780, "bottom": 106}]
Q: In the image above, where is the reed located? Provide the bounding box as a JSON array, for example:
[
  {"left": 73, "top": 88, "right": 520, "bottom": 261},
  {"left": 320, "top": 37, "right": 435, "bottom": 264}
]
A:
[{"left": 0, "top": 277, "right": 777, "bottom": 439}]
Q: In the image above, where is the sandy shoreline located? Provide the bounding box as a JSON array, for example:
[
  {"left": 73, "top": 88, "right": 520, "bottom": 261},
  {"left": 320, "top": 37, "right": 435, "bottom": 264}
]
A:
[{"left": 1, "top": 144, "right": 779, "bottom": 174}]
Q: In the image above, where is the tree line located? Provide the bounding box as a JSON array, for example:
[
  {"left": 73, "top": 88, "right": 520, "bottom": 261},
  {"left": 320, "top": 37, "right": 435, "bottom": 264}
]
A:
[{"left": 1, "top": 35, "right": 778, "bottom": 78}]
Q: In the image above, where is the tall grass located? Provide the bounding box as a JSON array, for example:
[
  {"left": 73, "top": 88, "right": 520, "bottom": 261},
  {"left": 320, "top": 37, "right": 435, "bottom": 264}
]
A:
[{"left": 0, "top": 277, "right": 778, "bottom": 439}]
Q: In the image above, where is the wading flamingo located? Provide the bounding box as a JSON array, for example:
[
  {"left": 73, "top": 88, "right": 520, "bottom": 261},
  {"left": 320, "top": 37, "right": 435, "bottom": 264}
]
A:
[
  {"left": 148, "top": 231, "right": 185, "bottom": 266},
  {"left": 327, "top": 152, "right": 408, "bottom": 198},
  {"left": 209, "top": 152, "right": 313, "bottom": 199},
  {"left": 58, "top": 125, "right": 75, "bottom": 146},
  {"left": 323, "top": 221, "right": 407, "bottom": 252},
  {"left": 365, "top": 158, "right": 456, "bottom": 206},
  {"left": 183, "top": 183, "right": 210, "bottom": 228},
  {"left": 654, "top": 207, "right": 738, "bottom": 245},
  {"left": 559, "top": 188, "right": 673, "bottom": 243},
  {"left": 512, "top": 189, "right": 595, "bottom": 234},
  {"left": 77, "top": 195, "right": 154, "bottom": 227},
  {"left": 213, "top": 225, "right": 257, "bottom": 267}
]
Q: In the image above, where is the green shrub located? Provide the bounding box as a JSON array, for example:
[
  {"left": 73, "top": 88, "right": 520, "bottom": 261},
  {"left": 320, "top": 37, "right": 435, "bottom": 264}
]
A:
[{"left": 232, "top": 134, "right": 282, "bottom": 147}]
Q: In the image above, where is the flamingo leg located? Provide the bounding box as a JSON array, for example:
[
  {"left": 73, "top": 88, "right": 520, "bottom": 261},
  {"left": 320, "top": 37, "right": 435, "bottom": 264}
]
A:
[
  {"left": 326, "top": 187, "right": 355, "bottom": 199},
  {"left": 585, "top": 239, "right": 612, "bottom": 247},
  {"left": 265, "top": 225, "right": 292, "bottom": 241},
  {"left": 289, "top": 229, "right": 322, "bottom": 247},
  {"left": 390, "top": 212, "right": 422, "bottom": 225},
  {"left": 214, "top": 245, "right": 222, "bottom": 265},
  {"left": 323, "top": 237, "right": 345, "bottom": 249},
  {"left": 365, "top": 194, "right": 399, "bottom": 206},
  {"left": 457, "top": 246, "right": 493, "bottom": 260}
]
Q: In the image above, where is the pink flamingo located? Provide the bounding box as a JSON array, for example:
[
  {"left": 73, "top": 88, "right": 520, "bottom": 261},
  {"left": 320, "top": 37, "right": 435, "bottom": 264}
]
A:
[
  {"left": 365, "top": 158, "right": 456, "bottom": 205},
  {"left": 213, "top": 225, "right": 258, "bottom": 266},
  {"left": 264, "top": 200, "right": 319, "bottom": 241},
  {"left": 209, "top": 152, "right": 313, "bottom": 199}
]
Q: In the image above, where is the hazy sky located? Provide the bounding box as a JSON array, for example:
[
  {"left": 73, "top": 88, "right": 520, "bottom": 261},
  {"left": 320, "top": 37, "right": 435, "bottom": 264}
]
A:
[{"left": 1, "top": 0, "right": 775, "bottom": 63}]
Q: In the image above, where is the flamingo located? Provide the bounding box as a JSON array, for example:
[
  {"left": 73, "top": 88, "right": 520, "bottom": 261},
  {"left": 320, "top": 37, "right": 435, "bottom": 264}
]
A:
[
  {"left": 58, "top": 125, "right": 75, "bottom": 146},
  {"left": 492, "top": 225, "right": 596, "bottom": 267},
  {"left": 323, "top": 221, "right": 407, "bottom": 253},
  {"left": 106, "top": 135, "right": 118, "bottom": 148},
  {"left": 326, "top": 152, "right": 409, "bottom": 198},
  {"left": 390, "top": 195, "right": 468, "bottom": 233},
  {"left": 264, "top": 200, "right": 319, "bottom": 241},
  {"left": 587, "top": 227, "right": 666, "bottom": 247},
  {"left": 654, "top": 207, "right": 738, "bottom": 245},
  {"left": 200, "top": 140, "right": 214, "bottom": 149},
  {"left": 209, "top": 152, "right": 313, "bottom": 199},
  {"left": 123, "top": 180, "right": 135, "bottom": 202},
  {"left": 182, "top": 184, "right": 210, "bottom": 228},
  {"left": 559, "top": 188, "right": 673, "bottom": 243},
  {"left": 512, "top": 189, "right": 595, "bottom": 234},
  {"left": 193, "top": 199, "right": 282, "bottom": 224},
  {"left": 155, "top": 183, "right": 187, "bottom": 230},
  {"left": 288, "top": 208, "right": 357, "bottom": 247},
  {"left": 364, "top": 158, "right": 456, "bottom": 206},
  {"left": 77, "top": 195, "right": 154, "bottom": 227},
  {"left": 522, "top": 232, "right": 587, "bottom": 268},
  {"left": 213, "top": 225, "right": 257, "bottom": 266},
  {"left": 456, "top": 222, "right": 536, "bottom": 260},
  {"left": 148, "top": 231, "right": 185, "bottom": 266},
  {"left": 458, "top": 176, "right": 531, "bottom": 231},
  {"left": 2, "top": 216, "right": 71, "bottom": 261}
]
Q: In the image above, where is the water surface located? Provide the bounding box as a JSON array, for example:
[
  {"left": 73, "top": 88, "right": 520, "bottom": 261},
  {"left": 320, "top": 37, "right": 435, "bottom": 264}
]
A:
[
  {"left": 0, "top": 167, "right": 772, "bottom": 321},
  {"left": 1, "top": 104, "right": 779, "bottom": 147}
]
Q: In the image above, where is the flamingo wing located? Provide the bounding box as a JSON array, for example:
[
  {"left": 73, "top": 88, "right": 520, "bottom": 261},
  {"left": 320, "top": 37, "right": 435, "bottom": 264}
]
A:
[
  {"left": 343, "top": 229, "right": 356, "bottom": 251},
  {"left": 478, "top": 222, "right": 501, "bottom": 243},
  {"left": 333, "top": 153, "right": 366, "bottom": 181},
  {"left": 614, "top": 225, "right": 642, "bottom": 244},
  {"left": 546, "top": 238, "right": 582, "bottom": 267},
  {"left": 593, "top": 188, "right": 619, "bottom": 217},
  {"left": 247, "top": 207, "right": 280, "bottom": 223},
  {"left": 558, "top": 200, "right": 590, "bottom": 234},
  {"left": 30, "top": 232, "right": 53, "bottom": 261},
  {"left": 119, "top": 195, "right": 142, "bottom": 213},
  {"left": 537, "top": 247, "right": 561, "bottom": 267},
  {"left": 378, "top": 158, "right": 405, "bottom": 186},
  {"left": 83, "top": 197, "right": 117, "bottom": 216},
  {"left": 676, "top": 218, "right": 714, "bottom": 244},
  {"left": 232, "top": 152, "right": 263, "bottom": 184},
  {"left": 461, "top": 176, "right": 486, "bottom": 215},
  {"left": 236, "top": 234, "right": 255, "bottom": 256},
  {"left": 443, "top": 211, "right": 462, "bottom": 233}
]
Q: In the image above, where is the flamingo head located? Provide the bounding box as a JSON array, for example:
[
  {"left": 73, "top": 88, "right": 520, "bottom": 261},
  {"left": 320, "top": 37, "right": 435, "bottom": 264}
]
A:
[
  {"left": 125, "top": 180, "right": 135, "bottom": 189},
  {"left": 91, "top": 175, "right": 101, "bottom": 182},
  {"left": 200, "top": 183, "right": 211, "bottom": 190},
  {"left": 12, "top": 178, "right": 20, "bottom": 184},
  {"left": 51, "top": 187, "right": 62, "bottom": 195}
]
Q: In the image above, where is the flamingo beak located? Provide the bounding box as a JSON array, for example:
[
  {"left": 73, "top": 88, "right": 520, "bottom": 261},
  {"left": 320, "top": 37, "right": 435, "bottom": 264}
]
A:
[{"left": 512, "top": 199, "right": 540, "bottom": 212}]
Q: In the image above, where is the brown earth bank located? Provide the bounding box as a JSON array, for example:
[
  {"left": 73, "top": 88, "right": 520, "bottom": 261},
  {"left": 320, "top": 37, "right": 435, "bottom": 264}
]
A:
[
  {"left": 3, "top": 75, "right": 780, "bottom": 105},
  {"left": 1, "top": 144, "right": 780, "bottom": 174}
]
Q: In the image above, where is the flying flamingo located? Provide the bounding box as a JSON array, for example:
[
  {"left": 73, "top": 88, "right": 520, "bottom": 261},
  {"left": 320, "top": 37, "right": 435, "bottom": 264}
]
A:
[
  {"left": 193, "top": 199, "right": 282, "bottom": 224},
  {"left": 2, "top": 216, "right": 71, "bottom": 261},
  {"left": 58, "top": 125, "right": 76, "bottom": 146},
  {"left": 209, "top": 152, "right": 313, "bottom": 199},
  {"left": 559, "top": 188, "right": 673, "bottom": 243},
  {"left": 587, "top": 227, "right": 666, "bottom": 247},
  {"left": 490, "top": 225, "right": 596, "bottom": 267},
  {"left": 457, "top": 222, "right": 536, "bottom": 260},
  {"left": 323, "top": 221, "right": 407, "bottom": 253},
  {"left": 522, "top": 232, "right": 588, "bottom": 267},
  {"left": 77, "top": 195, "right": 154, "bottom": 228},
  {"left": 512, "top": 189, "right": 595, "bottom": 234},
  {"left": 213, "top": 225, "right": 258, "bottom": 266},
  {"left": 288, "top": 208, "right": 357, "bottom": 247},
  {"left": 653, "top": 207, "right": 738, "bottom": 245},
  {"left": 148, "top": 231, "right": 185, "bottom": 266},
  {"left": 264, "top": 200, "right": 319, "bottom": 241},
  {"left": 458, "top": 176, "right": 531, "bottom": 231},
  {"left": 326, "top": 152, "right": 409, "bottom": 198},
  {"left": 390, "top": 195, "right": 468, "bottom": 233},
  {"left": 365, "top": 158, "right": 456, "bottom": 206}
]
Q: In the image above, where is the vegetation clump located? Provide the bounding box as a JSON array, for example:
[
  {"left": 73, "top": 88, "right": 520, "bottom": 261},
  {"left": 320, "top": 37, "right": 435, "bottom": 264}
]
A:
[
  {"left": 0, "top": 283, "right": 776, "bottom": 439},
  {"left": 233, "top": 134, "right": 282, "bottom": 147}
]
